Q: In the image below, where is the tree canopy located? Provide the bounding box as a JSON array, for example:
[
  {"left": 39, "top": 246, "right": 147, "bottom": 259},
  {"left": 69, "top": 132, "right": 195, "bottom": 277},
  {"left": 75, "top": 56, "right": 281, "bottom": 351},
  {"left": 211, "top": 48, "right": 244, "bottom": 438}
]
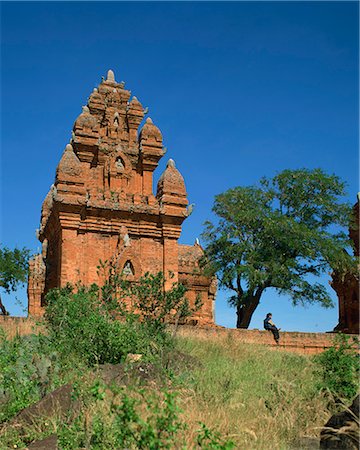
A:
[
  {"left": 0, "top": 246, "right": 30, "bottom": 315},
  {"left": 202, "top": 169, "right": 356, "bottom": 329}
]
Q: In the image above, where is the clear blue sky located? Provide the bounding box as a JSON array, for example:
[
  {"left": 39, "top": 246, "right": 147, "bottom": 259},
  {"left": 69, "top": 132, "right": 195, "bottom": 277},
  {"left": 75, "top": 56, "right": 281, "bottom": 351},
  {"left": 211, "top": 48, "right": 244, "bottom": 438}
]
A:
[{"left": 1, "top": 1, "right": 358, "bottom": 331}]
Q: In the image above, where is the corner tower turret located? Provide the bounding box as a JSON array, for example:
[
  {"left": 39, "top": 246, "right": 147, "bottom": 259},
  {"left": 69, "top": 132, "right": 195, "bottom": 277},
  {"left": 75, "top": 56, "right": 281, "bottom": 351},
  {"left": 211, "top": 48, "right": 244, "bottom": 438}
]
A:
[{"left": 157, "top": 159, "right": 188, "bottom": 215}]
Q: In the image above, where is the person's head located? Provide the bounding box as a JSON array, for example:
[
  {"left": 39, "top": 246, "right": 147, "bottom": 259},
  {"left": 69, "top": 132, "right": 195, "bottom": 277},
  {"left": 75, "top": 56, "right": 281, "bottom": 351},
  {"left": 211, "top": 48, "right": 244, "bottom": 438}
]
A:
[{"left": 266, "top": 313, "right": 272, "bottom": 318}]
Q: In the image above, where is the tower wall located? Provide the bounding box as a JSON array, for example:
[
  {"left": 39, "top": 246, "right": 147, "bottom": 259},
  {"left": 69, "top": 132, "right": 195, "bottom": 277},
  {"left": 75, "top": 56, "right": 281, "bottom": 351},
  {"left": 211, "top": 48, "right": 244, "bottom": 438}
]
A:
[
  {"left": 332, "top": 198, "right": 359, "bottom": 334},
  {"left": 28, "top": 70, "right": 216, "bottom": 326}
]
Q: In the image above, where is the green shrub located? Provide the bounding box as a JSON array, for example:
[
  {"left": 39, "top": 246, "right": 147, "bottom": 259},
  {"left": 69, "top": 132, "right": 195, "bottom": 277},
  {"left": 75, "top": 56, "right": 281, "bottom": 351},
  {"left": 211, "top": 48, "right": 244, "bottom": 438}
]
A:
[
  {"left": 314, "top": 334, "right": 359, "bottom": 400},
  {"left": 98, "top": 261, "right": 201, "bottom": 335},
  {"left": 197, "top": 423, "right": 235, "bottom": 449},
  {"left": 0, "top": 333, "right": 45, "bottom": 422},
  {"left": 57, "top": 381, "right": 234, "bottom": 449},
  {"left": 0, "top": 331, "right": 79, "bottom": 423},
  {"left": 45, "top": 284, "right": 170, "bottom": 366},
  {"left": 119, "top": 271, "right": 201, "bottom": 333},
  {"left": 44, "top": 269, "right": 201, "bottom": 367}
]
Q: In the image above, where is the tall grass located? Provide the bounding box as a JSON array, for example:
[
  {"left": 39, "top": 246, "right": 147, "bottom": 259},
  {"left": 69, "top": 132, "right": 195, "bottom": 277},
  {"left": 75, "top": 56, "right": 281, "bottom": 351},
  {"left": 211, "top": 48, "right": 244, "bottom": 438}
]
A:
[
  {"left": 175, "top": 333, "right": 330, "bottom": 449},
  {"left": 2, "top": 276, "right": 355, "bottom": 449},
  {"left": 1, "top": 327, "right": 346, "bottom": 449}
]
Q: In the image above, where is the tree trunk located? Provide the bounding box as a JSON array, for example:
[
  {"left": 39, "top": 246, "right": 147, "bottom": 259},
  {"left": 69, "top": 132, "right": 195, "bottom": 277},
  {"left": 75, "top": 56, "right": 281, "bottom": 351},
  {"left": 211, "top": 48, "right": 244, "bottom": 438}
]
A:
[
  {"left": 236, "top": 291, "right": 263, "bottom": 328},
  {"left": 0, "top": 293, "right": 9, "bottom": 316}
]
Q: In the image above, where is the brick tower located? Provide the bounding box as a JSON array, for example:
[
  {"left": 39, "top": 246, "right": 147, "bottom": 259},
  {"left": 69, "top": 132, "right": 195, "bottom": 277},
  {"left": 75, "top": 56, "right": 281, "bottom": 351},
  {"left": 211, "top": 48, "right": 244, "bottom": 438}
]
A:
[
  {"left": 332, "top": 197, "right": 359, "bottom": 334},
  {"left": 28, "top": 70, "right": 216, "bottom": 324}
]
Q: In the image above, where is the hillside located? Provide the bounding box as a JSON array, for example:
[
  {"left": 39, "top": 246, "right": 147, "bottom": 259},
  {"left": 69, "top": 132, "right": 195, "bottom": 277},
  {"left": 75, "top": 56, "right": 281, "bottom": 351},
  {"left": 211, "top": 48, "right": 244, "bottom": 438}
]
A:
[
  {"left": 0, "top": 284, "right": 358, "bottom": 449},
  {"left": 1, "top": 332, "right": 357, "bottom": 449}
]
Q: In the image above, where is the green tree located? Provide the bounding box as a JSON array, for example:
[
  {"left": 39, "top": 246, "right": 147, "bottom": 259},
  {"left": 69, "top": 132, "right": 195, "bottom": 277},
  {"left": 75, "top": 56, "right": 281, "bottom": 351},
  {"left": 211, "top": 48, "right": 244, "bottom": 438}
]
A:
[
  {"left": 0, "top": 246, "right": 30, "bottom": 315},
  {"left": 202, "top": 169, "right": 356, "bottom": 328},
  {"left": 98, "top": 258, "right": 202, "bottom": 335}
]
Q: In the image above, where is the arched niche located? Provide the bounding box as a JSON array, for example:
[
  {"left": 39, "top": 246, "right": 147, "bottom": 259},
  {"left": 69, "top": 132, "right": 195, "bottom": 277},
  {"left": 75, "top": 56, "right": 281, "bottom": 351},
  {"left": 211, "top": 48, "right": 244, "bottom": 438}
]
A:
[
  {"left": 109, "top": 151, "right": 132, "bottom": 178},
  {"left": 122, "top": 260, "right": 135, "bottom": 276},
  {"left": 115, "top": 156, "right": 126, "bottom": 172},
  {"left": 117, "top": 250, "right": 141, "bottom": 282}
]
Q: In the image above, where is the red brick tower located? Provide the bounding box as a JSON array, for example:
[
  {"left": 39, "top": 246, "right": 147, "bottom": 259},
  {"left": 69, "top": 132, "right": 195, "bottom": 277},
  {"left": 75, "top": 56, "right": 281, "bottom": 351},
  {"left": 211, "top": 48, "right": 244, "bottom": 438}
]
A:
[
  {"left": 28, "top": 70, "right": 216, "bottom": 325},
  {"left": 332, "top": 197, "right": 359, "bottom": 334}
]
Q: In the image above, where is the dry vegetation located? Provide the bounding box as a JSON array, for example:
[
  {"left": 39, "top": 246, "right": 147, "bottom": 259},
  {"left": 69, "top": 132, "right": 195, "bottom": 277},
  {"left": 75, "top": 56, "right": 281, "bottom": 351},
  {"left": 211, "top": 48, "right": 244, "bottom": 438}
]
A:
[
  {"left": 1, "top": 334, "right": 332, "bottom": 449},
  {"left": 1, "top": 282, "right": 357, "bottom": 448},
  {"left": 174, "top": 333, "right": 330, "bottom": 449}
]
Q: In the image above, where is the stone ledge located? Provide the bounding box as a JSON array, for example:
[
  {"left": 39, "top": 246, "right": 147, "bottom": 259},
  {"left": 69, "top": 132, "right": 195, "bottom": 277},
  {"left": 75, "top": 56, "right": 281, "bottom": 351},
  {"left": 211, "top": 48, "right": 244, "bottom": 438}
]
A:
[
  {"left": 175, "top": 325, "right": 358, "bottom": 355},
  {"left": 1, "top": 317, "right": 357, "bottom": 356},
  {"left": 0, "top": 316, "right": 45, "bottom": 339}
]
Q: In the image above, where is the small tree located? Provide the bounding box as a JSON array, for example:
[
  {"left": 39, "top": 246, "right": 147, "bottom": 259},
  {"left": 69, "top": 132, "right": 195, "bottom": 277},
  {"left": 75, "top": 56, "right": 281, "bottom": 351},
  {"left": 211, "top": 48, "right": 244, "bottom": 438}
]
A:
[
  {"left": 202, "top": 169, "right": 356, "bottom": 328},
  {"left": 98, "top": 259, "right": 202, "bottom": 334},
  {"left": 120, "top": 272, "right": 202, "bottom": 335},
  {"left": 314, "top": 334, "right": 359, "bottom": 401},
  {"left": 0, "top": 246, "right": 30, "bottom": 315}
]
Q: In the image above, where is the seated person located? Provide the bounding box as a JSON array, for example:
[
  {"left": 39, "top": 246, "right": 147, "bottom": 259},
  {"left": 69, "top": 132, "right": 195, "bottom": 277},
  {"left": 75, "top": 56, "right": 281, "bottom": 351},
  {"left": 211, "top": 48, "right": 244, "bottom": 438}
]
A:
[{"left": 264, "top": 313, "right": 281, "bottom": 344}]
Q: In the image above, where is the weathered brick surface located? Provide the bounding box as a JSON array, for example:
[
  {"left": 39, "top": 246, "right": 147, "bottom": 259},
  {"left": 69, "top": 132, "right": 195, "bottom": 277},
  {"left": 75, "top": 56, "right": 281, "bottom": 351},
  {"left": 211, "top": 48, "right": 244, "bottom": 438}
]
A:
[
  {"left": 0, "top": 316, "right": 44, "bottom": 339},
  {"left": 2, "top": 317, "right": 355, "bottom": 356},
  {"left": 176, "top": 325, "right": 356, "bottom": 355},
  {"left": 332, "top": 199, "right": 359, "bottom": 335},
  {"left": 28, "top": 70, "right": 215, "bottom": 324}
]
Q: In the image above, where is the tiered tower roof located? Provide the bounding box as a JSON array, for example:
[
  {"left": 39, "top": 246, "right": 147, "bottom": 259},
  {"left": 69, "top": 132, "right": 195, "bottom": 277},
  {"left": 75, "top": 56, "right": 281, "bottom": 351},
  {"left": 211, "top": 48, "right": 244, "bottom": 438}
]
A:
[{"left": 39, "top": 69, "right": 189, "bottom": 239}]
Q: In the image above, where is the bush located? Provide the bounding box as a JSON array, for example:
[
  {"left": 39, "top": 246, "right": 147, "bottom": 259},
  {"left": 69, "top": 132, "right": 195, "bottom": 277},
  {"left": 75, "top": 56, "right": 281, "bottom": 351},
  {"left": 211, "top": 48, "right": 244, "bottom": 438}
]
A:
[
  {"left": 57, "top": 381, "right": 234, "bottom": 450},
  {"left": 314, "top": 334, "right": 359, "bottom": 400},
  {"left": 44, "top": 269, "right": 202, "bottom": 367},
  {"left": 0, "top": 331, "right": 82, "bottom": 423},
  {"left": 0, "top": 332, "right": 50, "bottom": 422},
  {"left": 99, "top": 262, "right": 201, "bottom": 335},
  {"left": 45, "top": 284, "right": 170, "bottom": 366}
]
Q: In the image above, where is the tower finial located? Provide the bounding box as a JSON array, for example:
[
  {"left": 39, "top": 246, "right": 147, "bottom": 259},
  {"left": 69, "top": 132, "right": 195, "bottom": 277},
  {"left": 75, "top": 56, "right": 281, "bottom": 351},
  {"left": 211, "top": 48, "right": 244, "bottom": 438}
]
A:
[
  {"left": 107, "top": 69, "right": 115, "bottom": 82},
  {"left": 167, "top": 159, "right": 175, "bottom": 168}
]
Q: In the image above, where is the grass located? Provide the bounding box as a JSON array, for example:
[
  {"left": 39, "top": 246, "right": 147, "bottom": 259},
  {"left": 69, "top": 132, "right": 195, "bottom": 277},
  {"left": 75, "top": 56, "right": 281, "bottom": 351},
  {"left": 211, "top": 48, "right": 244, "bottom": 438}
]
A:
[
  {"left": 0, "top": 329, "right": 351, "bottom": 449},
  {"left": 1, "top": 278, "right": 357, "bottom": 449},
  {"left": 174, "top": 333, "right": 330, "bottom": 449}
]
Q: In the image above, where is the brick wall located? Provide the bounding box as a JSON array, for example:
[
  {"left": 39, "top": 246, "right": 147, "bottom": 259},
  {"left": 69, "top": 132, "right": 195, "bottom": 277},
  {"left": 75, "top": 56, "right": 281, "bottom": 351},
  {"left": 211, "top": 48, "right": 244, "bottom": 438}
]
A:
[
  {"left": 0, "top": 316, "right": 45, "bottom": 339},
  {"left": 175, "top": 325, "right": 352, "bottom": 355},
  {"left": 2, "top": 315, "right": 352, "bottom": 356}
]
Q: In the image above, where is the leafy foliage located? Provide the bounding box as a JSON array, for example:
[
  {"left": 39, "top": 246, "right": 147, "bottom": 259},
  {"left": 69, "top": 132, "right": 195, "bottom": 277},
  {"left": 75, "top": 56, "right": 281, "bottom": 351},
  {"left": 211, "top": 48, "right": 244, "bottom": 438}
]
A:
[
  {"left": 0, "top": 332, "right": 47, "bottom": 422},
  {"left": 0, "top": 246, "right": 30, "bottom": 293},
  {"left": 202, "top": 169, "right": 356, "bottom": 327},
  {"left": 0, "top": 331, "right": 82, "bottom": 423},
  {"left": 45, "top": 284, "right": 170, "bottom": 366},
  {"left": 56, "top": 382, "right": 233, "bottom": 450},
  {"left": 88, "top": 388, "right": 184, "bottom": 449},
  {"left": 99, "top": 260, "right": 202, "bottom": 334},
  {"left": 0, "top": 245, "right": 30, "bottom": 314},
  {"left": 44, "top": 269, "right": 199, "bottom": 366},
  {"left": 314, "top": 334, "right": 359, "bottom": 400},
  {"left": 197, "top": 423, "right": 235, "bottom": 449},
  {"left": 119, "top": 271, "right": 202, "bottom": 333}
]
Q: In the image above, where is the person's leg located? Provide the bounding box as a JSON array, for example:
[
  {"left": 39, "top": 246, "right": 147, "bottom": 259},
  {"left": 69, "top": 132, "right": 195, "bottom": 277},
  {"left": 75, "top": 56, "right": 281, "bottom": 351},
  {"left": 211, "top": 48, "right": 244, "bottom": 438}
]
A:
[
  {"left": 270, "top": 326, "right": 279, "bottom": 343},
  {"left": 274, "top": 328, "right": 279, "bottom": 342}
]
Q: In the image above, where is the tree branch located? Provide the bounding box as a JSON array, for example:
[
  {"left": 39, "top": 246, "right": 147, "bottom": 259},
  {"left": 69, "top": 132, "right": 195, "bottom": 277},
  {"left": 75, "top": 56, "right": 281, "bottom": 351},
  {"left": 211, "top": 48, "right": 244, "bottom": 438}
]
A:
[
  {"left": 0, "top": 293, "right": 9, "bottom": 316},
  {"left": 223, "top": 280, "right": 236, "bottom": 293}
]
